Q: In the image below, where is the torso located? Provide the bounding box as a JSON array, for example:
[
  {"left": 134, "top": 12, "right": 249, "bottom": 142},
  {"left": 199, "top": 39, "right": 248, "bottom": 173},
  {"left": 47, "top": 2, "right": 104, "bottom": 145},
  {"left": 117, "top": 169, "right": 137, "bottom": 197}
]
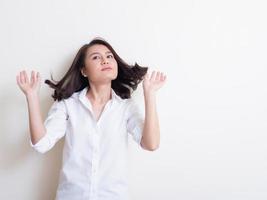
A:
[
  {"left": 86, "top": 92, "right": 111, "bottom": 122},
  {"left": 91, "top": 102, "right": 108, "bottom": 121}
]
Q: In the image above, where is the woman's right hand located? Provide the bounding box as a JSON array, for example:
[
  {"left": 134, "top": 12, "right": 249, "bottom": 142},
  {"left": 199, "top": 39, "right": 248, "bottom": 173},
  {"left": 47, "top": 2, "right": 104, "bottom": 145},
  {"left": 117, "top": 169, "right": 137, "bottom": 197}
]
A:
[{"left": 16, "top": 70, "right": 41, "bottom": 96}]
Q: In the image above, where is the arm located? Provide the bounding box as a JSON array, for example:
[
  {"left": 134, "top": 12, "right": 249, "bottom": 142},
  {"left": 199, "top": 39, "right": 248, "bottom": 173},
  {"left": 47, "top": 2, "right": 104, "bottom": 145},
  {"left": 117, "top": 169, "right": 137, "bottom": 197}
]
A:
[
  {"left": 141, "top": 71, "right": 166, "bottom": 151},
  {"left": 16, "top": 70, "right": 46, "bottom": 145}
]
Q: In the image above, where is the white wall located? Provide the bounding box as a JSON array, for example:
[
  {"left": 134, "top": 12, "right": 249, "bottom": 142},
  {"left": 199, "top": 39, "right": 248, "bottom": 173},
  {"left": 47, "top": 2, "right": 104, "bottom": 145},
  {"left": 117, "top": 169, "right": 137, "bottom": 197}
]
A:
[{"left": 1, "top": 0, "right": 267, "bottom": 199}]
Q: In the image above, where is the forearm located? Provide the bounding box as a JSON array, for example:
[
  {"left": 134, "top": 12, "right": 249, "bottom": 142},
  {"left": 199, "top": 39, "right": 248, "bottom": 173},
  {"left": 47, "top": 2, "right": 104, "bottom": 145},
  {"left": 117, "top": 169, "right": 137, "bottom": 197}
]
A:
[
  {"left": 141, "top": 92, "right": 160, "bottom": 151},
  {"left": 26, "top": 93, "right": 46, "bottom": 145}
]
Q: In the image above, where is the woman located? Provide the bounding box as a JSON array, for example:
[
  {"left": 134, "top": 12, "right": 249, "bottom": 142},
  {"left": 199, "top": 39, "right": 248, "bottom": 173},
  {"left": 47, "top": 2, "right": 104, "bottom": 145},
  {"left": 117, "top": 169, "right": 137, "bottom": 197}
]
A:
[{"left": 16, "top": 38, "right": 166, "bottom": 200}]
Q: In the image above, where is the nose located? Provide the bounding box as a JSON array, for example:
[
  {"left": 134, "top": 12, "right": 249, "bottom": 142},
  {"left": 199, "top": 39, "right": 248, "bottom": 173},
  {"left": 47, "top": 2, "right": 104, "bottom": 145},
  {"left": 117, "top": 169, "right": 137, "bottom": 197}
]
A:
[{"left": 101, "top": 58, "right": 109, "bottom": 65}]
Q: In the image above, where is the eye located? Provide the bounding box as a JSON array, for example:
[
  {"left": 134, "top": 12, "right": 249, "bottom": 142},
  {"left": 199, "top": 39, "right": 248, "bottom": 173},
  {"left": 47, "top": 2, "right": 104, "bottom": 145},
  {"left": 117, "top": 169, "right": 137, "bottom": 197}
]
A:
[
  {"left": 107, "top": 54, "right": 114, "bottom": 59},
  {"left": 92, "top": 55, "right": 100, "bottom": 60}
]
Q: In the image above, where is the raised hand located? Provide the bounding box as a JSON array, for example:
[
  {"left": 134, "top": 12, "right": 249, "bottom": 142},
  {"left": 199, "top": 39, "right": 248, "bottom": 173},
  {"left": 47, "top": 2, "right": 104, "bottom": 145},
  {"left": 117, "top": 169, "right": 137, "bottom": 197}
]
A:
[
  {"left": 142, "top": 70, "right": 166, "bottom": 95},
  {"left": 16, "top": 70, "right": 41, "bottom": 96}
]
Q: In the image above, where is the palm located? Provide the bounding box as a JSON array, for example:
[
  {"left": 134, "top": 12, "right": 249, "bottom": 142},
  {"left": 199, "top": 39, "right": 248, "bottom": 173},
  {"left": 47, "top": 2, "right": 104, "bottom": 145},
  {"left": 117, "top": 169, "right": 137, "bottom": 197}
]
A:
[
  {"left": 16, "top": 70, "right": 41, "bottom": 95},
  {"left": 143, "top": 71, "right": 166, "bottom": 93}
]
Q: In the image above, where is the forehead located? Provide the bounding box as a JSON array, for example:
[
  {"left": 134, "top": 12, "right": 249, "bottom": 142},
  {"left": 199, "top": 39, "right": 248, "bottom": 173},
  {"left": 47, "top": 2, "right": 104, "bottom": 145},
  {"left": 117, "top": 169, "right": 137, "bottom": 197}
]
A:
[{"left": 87, "top": 44, "right": 111, "bottom": 54}]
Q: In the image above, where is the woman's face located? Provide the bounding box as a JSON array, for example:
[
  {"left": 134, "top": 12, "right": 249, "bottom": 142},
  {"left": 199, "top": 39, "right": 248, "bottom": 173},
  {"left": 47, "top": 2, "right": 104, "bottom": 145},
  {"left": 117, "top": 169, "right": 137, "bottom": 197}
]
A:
[{"left": 82, "top": 44, "right": 118, "bottom": 84}]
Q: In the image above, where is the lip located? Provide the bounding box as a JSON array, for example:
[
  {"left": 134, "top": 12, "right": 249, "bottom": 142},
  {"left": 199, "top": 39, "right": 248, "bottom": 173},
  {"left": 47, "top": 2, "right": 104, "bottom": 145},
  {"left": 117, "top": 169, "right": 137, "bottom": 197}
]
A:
[{"left": 101, "top": 67, "right": 112, "bottom": 71}]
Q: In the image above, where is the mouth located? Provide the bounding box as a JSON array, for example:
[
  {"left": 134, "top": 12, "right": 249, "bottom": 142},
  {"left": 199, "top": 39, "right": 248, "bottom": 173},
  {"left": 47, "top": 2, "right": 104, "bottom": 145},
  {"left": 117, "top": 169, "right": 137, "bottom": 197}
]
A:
[{"left": 101, "top": 67, "right": 112, "bottom": 71}]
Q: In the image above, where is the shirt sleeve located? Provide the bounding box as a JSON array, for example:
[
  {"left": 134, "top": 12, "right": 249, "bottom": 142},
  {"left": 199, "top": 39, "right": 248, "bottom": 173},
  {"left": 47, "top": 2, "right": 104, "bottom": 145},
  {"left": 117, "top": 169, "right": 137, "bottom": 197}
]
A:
[
  {"left": 29, "top": 100, "right": 68, "bottom": 154},
  {"left": 126, "top": 98, "right": 144, "bottom": 146}
]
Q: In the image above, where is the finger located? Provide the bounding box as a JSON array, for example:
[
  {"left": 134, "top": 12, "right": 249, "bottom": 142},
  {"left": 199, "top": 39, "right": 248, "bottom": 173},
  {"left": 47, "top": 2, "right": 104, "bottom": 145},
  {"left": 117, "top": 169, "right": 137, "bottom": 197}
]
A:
[
  {"left": 22, "top": 71, "right": 28, "bottom": 83},
  {"left": 162, "top": 75, "right": 167, "bottom": 82},
  {"left": 16, "top": 75, "right": 21, "bottom": 85},
  {"left": 20, "top": 71, "right": 25, "bottom": 83},
  {"left": 34, "top": 71, "right": 37, "bottom": 83},
  {"left": 31, "top": 71, "right": 35, "bottom": 84},
  {"left": 36, "top": 72, "right": 40, "bottom": 82},
  {"left": 150, "top": 71, "right": 156, "bottom": 81},
  {"left": 160, "top": 73, "right": 165, "bottom": 81},
  {"left": 146, "top": 71, "right": 152, "bottom": 80},
  {"left": 155, "top": 71, "right": 161, "bottom": 81},
  {"left": 144, "top": 71, "right": 150, "bottom": 80}
]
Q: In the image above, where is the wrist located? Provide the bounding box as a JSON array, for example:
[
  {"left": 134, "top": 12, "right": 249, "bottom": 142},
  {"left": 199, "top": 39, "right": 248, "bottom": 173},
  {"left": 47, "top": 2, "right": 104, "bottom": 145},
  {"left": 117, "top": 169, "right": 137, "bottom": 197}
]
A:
[
  {"left": 26, "top": 91, "right": 39, "bottom": 99},
  {"left": 144, "top": 90, "right": 156, "bottom": 101},
  {"left": 144, "top": 89, "right": 156, "bottom": 96}
]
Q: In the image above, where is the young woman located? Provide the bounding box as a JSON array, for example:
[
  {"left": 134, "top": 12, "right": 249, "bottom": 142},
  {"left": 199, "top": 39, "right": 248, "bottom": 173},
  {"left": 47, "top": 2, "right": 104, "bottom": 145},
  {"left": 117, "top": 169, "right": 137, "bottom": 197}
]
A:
[{"left": 16, "top": 38, "right": 166, "bottom": 200}]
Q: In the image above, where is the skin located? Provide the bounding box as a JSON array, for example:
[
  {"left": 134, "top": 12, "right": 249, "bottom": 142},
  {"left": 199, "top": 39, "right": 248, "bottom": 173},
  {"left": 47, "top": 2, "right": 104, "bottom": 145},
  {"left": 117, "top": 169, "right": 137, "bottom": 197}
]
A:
[
  {"left": 16, "top": 44, "right": 166, "bottom": 151},
  {"left": 16, "top": 70, "right": 45, "bottom": 145},
  {"left": 80, "top": 44, "right": 118, "bottom": 121}
]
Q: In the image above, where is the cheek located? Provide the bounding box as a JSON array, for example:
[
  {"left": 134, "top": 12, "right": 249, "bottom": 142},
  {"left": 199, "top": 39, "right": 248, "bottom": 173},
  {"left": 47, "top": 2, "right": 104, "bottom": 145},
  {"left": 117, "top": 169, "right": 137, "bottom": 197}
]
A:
[
  {"left": 85, "top": 60, "right": 99, "bottom": 71},
  {"left": 112, "top": 60, "right": 118, "bottom": 70},
  {"left": 114, "top": 66, "right": 118, "bottom": 78},
  {"left": 113, "top": 63, "right": 118, "bottom": 75},
  {"left": 85, "top": 59, "right": 98, "bottom": 68},
  {"left": 83, "top": 63, "right": 98, "bottom": 80}
]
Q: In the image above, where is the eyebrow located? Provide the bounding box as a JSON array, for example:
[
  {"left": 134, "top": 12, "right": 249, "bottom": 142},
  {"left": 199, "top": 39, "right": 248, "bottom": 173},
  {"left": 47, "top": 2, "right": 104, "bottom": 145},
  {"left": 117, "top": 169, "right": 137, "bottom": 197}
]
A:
[{"left": 88, "top": 51, "right": 112, "bottom": 57}]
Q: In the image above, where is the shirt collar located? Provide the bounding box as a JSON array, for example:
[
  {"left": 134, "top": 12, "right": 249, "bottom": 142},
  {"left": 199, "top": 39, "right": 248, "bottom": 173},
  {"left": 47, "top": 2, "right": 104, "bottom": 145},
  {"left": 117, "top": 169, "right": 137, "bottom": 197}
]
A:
[
  {"left": 79, "top": 86, "right": 121, "bottom": 101},
  {"left": 78, "top": 86, "right": 122, "bottom": 111}
]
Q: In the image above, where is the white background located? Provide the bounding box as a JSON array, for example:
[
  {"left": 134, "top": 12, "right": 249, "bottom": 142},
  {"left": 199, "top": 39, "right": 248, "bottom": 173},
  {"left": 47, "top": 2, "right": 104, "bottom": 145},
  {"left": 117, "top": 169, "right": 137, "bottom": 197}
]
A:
[{"left": 0, "top": 0, "right": 267, "bottom": 199}]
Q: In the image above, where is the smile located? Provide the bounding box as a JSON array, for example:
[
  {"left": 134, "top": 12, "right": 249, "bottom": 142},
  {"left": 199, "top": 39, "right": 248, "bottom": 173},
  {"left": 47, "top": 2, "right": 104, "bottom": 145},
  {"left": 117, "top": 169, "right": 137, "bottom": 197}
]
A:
[{"left": 101, "top": 67, "right": 112, "bottom": 71}]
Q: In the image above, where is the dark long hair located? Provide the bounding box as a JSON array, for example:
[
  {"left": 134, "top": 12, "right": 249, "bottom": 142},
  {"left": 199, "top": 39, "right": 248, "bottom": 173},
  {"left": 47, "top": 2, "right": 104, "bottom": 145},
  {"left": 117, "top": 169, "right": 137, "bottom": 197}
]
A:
[{"left": 45, "top": 38, "right": 148, "bottom": 101}]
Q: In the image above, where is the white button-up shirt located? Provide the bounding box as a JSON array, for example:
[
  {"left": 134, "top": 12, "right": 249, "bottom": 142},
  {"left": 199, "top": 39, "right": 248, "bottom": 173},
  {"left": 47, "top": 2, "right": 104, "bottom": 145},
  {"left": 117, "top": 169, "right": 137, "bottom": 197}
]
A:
[{"left": 30, "top": 86, "right": 144, "bottom": 200}]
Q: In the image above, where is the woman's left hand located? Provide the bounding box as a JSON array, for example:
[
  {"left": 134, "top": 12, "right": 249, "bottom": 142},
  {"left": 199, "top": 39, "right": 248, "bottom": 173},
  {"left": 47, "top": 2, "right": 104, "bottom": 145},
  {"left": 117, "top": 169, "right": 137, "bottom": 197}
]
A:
[{"left": 142, "top": 70, "right": 166, "bottom": 95}]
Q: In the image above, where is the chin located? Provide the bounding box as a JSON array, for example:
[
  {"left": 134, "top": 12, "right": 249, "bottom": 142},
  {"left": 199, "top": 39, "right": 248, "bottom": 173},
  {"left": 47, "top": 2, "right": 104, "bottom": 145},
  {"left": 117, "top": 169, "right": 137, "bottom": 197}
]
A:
[
  {"left": 111, "top": 74, "right": 118, "bottom": 80},
  {"left": 95, "top": 72, "right": 117, "bottom": 83},
  {"left": 109, "top": 72, "right": 118, "bottom": 80},
  {"left": 100, "top": 76, "right": 117, "bottom": 83}
]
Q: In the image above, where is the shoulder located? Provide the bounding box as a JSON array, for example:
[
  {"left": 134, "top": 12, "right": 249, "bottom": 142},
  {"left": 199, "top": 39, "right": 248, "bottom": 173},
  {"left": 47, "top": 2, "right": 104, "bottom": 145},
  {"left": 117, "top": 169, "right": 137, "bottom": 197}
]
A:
[
  {"left": 61, "top": 89, "right": 83, "bottom": 104},
  {"left": 51, "top": 90, "right": 82, "bottom": 110},
  {"left": 123, "top": 97, "right": 142, "bottom": 116},
  {"left": 115, "top": 97, "right": 134, "bottom": 108},
  {"left": 68, "top": 90, "right": 81, "bottom": 101}
]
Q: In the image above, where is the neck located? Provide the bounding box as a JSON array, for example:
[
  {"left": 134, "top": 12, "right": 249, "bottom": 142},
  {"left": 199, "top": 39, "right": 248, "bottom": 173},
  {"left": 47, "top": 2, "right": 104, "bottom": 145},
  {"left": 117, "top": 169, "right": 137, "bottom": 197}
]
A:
[{"left": 87, "top": 82, "right": 112, "bottom": 104}]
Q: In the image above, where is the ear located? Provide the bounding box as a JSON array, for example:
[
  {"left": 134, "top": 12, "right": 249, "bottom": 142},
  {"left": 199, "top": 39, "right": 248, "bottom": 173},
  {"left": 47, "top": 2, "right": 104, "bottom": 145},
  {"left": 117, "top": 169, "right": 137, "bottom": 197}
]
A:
[{"left": 81, "top": 68, "right": 87, "bottom": 77}]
